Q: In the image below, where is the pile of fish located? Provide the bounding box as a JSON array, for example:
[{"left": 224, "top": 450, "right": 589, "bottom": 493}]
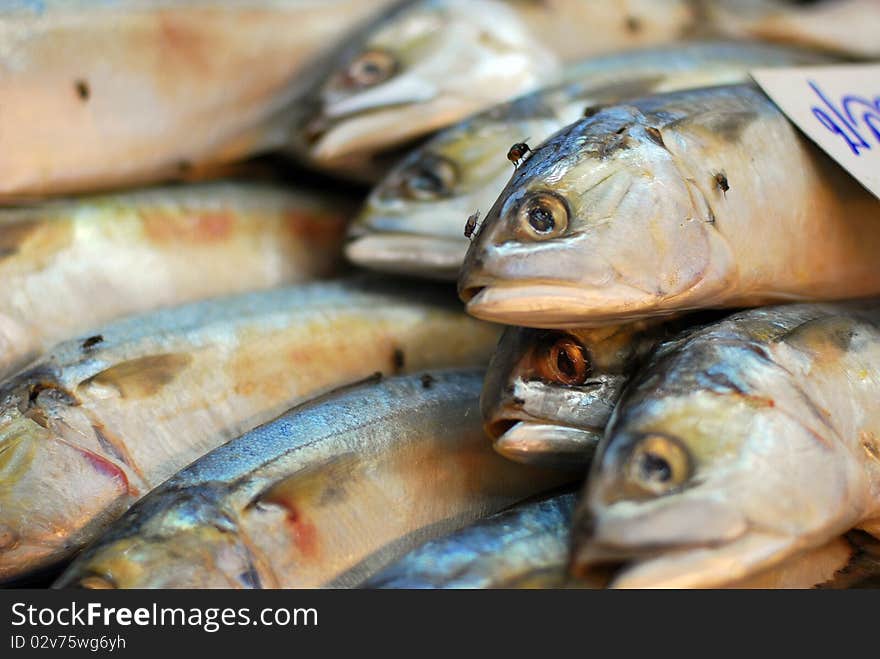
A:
[{"left": 1, "top": 0, "right": 879, "bottom": 589}]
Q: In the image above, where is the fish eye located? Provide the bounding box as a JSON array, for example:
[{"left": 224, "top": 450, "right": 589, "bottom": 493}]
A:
[
  {"left": 514, "top": 192, "right": 569, "bottom": 240},
  {"left": 76, "top": 574, "right": 118, "bottom": 589},
  {"left": 399, "top": 154, "right": 458, "bottom": 200},
  {"left": 537, "top": 336, "right": 590, "bottom": 385},
  {"left": 625, "top": 433, "right": 691, "bottom": 496},
  {"left": 345, "top": 50, "right": 398, "bottom": 88}
]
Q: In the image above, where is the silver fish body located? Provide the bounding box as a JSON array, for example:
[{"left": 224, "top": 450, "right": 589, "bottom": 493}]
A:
[
  {"left": 54, "top": 371, "right": 571, "bottom": 589},
  {"left": 364, "top": 492, "right": 577, "bottom": 588},
  {"left": 0, "top": 278, "right": 499, "bottom": 582},
  {"left": 0, "top": 181, "right": 351, "bottom": 377},
  {"left": 573, "top": 302, "right": 880, "bottom": 588},
  {"left": 348, "top": 41, "right": 832, "bottom": 280},
  {"left": 459, "top": 84, "right": 880, "bottom": 328},
  {"left": 293, "top": 0, "right": 699, "bottom": 179},
  {"left": 0, "top": 1, "right": 394, "bottom": 200}
]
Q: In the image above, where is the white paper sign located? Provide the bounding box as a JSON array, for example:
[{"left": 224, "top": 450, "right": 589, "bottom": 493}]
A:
[{"left": 752, "top": 64, "right": 880, "bottom": 201}]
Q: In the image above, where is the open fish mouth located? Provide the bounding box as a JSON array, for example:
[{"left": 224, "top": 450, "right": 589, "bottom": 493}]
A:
[
  {"left": 345, "top": 233, "right": 467, "bottom": 280},
  {"left": 491, "top": 421, "right": 599, "bottom": 469},
  {"left": 461, "top": 282, "right": 675, "bottom": 329}
]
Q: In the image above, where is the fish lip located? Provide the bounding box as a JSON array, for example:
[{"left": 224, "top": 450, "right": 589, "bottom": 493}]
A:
[
  {"left": 345, "top": 233, "right": 467, "bottom": 280},
  {"left": 492, "top": 421, "right": 599, "bottom": 468},
  {"left": 463, "top": 283, "right": 663, "bottom": 328},
  {"left": 307, "top": 101, "right": 433, "bottom": 163},
  {"left": 593, "top": 531, "right": 794, "bottom": 589}
]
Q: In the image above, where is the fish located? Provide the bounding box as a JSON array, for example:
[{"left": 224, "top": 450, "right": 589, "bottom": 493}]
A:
[
  {"left": 458, "top": 84, "right": 880, "bottom": 328},
  {"left": 571, "top": 302, "right": 880, "bottom": 588},
  {"left": 706, "top": 0, "right": 880, "bottom": 58},
  {"left": 0, "top": 278, "right": 500, "bottom": 582},
  {"left": 0, "top": 0, "right": 394, "bottom": 200},
  {"left": 482, "top": 322, "right": 679, "bottom": 468},
  {"left": 366, "top": 488, "right": 880, "bottom": 589},
  {"left": 292, "top": 0, "right": 700, "bottom": 178},
  {"left": 0, "top": 181, "right": 352, "bottom": 377},
  {"left": 364, "top": 492, "right": 579, "bottom": 588},
  {"left": 53, "top": 371, "right": 571, "bottom": 589},
  {"left": 347, "top": 41, "right": 832, "bottom": 280}
]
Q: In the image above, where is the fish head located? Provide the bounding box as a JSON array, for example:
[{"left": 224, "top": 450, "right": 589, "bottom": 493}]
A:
[
  {"left": 0, "top": 371, "right": 137, "bottom": 582},
  {"left": 57, "top": 487, "right": 259, "bottom": 589},
  {"left": 458, "top": 106, "right": 736, "bottom": 328},
  {"left": 346, "top": 101, "right": 555, "bottom": 279},
  {"left": 571, "top": 337, "right": 866, "bottom": 588},
  {"left": 481, "top": 323, "right": 662, "bottom": 468},
  {"left": 300, "top": 0, "right": 559, "bottom": 168}
]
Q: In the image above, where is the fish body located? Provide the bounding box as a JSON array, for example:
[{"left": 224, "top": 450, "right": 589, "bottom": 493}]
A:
[
  {"left": 366, "top": 489, "right": 874, "bottom": 589},
  {"left": 573, "top": 302, "right": 880, "bottom": 588},
  {"left": 459, "top": 84, "right": 880, "bottom": 328},
  {"left": 0, "top": 181, "right": 351, "bottom": 377},
  {"left": 483, "top": 322, "right": 682, "bottom": 468},
  {"left": 0, "top": 0, "right": 393, "bottom": 200},
  {"left": 348, "top": 41, "right": 831, "bottom": 280},
  {"left": 0, "top": 278, "right": 499, "bottom": 582},
  {"left": 364, "top": 492, "right": 577, "bottom": 588},
  {"left": 707, "top": 0, "right": 880, "bottom": 57},
  {"left": 294, "top": 0, "right": 699, "bottom": 177},
  {"left": 54, "top": 371, "right": 570, "bottom": 589}
]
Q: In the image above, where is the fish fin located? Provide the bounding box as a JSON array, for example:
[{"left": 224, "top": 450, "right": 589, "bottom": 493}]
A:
[{"left": 78, "top": 353, "right": 194, "bottom": 399}]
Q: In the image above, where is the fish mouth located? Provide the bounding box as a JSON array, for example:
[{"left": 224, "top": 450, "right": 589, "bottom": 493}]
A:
[
  {"left": 571, "top": 498, "right": 801, "bottom": 587},
  {"left": 461, "top": 283, "right": 674, "bottom": 329},
  {"left": 345, "top": 233, "right": 467, "bottom": 281},
  {"left": 308, "top": 99, "right": 461, "bottom": 164},
  {"left": 573, "top": 531, "right": 795, "bottom": 589},
  {"left": 492, "top": 421, "right": 598, "bottom": 469}
]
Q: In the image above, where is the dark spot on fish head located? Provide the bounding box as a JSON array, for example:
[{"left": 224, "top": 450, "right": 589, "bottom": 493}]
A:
[
  {"left": 420, "top": 373, "right": 435, "bottom": 389},
  {"left": 645, "top": 126, "right": 666, "bottom": 149},
  {"left": 74, "top": 79, "right": 90, "bottom": 101},
  {"left": 391, "top": 348, "right": 405, "bottom": 374},
  {"left": 583, "top": 105, "right": 601, "bottom": 118},
  {"left": 81, "top": 335, "right": 104, "bottom": 351},
  {"left": 512, "top": 395, "right": 525, "bottom": 406},
  {"left": 177, "top": 160, "right": 193, "bottom": 174}
]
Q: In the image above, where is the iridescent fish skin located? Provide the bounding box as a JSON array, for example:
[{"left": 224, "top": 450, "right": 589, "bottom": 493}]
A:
[
  {"left": 347, "top": 42, "right": 830, "bottom": 280},
  {"left": 293, "top": 0, "right": 698, "bottom": 179},
  {"left": 459, "top": 85, "right": 880, "bottom": 328},
  {"left": 54, "top": 371, "right": 571, "bottom": 589},
  {"left": 572, "top": 302, "right": 880, "bottom": 588},
  {"left": 365, "top": 491, "right": 873, "bottom": 589},
  {"left": 364, "top": 492, "right": 577, "bottom": 588},
  {"left": 0, "top": 279, "right": 499, "bottom": 582},
  {"left": 0, "top": 181, "right": 352, "bottom": 377},
  {"left": 482, "top": 322, "right": 673, "bottom": 468},
  {"left": 0, "top": 1, "right": 395, "bottom": 200}
]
